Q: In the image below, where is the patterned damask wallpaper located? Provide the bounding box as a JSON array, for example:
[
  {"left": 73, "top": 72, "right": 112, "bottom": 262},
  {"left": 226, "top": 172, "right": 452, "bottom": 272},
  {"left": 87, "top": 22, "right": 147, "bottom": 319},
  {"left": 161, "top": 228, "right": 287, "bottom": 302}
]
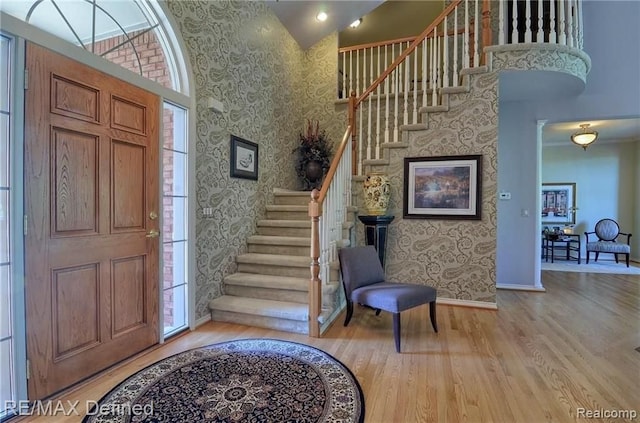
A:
[
  {"left": 355, "top": 72, "right": 499, "bottom": 303},
  {"left": 165, "top": 1, "right": 498, "bottom": 319},
  {"left": 166, "top": 0, "right": 305, "bottom": 319}
]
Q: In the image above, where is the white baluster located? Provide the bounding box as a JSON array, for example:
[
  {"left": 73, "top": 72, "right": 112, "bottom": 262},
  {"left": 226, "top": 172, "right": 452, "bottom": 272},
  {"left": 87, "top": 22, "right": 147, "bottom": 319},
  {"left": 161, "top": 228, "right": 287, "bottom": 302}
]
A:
[
  {"left": 385, "top": 44, "right": 390, "bottom": 145},
  {"left": 537, "top": 0, "right": 544, "bottom": 42},
  {"left": 498, "top": 0, "right": 505, "bottom": 45},
  {"left": 511, "top": 0, "right": 518, "bottom": 44},
  {"left": 453, "top": 6, "right": 459, "bottom": 85},
  {"left": 393, "top": 44, "right": 399, "bottom": 144},
  {"left": 474, "top": 0, "right": 480, "bottom": 65},
  {"left": 356, "top": 48, "right": 360, "bottom": 96},
  {"left": 376, "top": 45, "right": 381, "bottom": 159},
  {"left": 465, "top": 0, "right": 471, "bottom": 67},
  {"left": 525, "top": 0, "right": 532, "bottom": 42},
  {"left": 431, "top": 34, "right": 437, "bottom": 106},
  {"left": 549, "top": 0, "right": 557, "bottom": 43},
  {"left": 567, "top": 0, "right": 574, "bottom": 47},
  {"left": 558, "top": 0, "right": 566, "bottom": 45},
  {"left": 349, "top": 50, "right": 353, "bottom": 97},
  {"left": 367, "top": 47, "right": 373, "bottom": 160},
  {"left": 341, "top": 51, "right": 346, "bottom": 99},
  {"left": 412, "top": 47, "right": 418, "bottom": 123},
  {"left": 403, "top": 42, "right": 409, "bottom": 125},
  {"left": 443, "top": 14, "right": 449, "bottom": 87},
  {"left": 578, "top": 0, "right": 584, "bottom": 49},
  {"left": 422, "top": 39, "right": 428, "bottom": 107},
  {"left": 358, "top": 102, "right": 363, "bottom": 175}
]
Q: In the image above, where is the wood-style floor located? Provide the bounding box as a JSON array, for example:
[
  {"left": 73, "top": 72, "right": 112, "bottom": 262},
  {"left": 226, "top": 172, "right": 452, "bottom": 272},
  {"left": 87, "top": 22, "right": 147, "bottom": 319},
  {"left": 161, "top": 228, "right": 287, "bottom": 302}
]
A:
[{"left": 15, "top": 270, "right": 640, "bottom": 423}]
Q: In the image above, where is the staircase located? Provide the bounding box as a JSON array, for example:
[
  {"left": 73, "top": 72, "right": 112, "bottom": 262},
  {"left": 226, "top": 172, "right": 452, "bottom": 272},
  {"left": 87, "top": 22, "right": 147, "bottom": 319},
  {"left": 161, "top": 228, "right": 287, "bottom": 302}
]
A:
[{"left": 208, "top": 189, "right": 353, "bottom": 334}]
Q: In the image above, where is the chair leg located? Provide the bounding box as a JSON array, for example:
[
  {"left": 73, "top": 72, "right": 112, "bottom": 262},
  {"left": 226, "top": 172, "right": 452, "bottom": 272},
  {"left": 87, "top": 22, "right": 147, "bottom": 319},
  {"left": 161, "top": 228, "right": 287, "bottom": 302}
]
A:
[
  {"left": 344, "top": 301, "right": 354, "bottom": 326},
  {"left": 586, "top": 251, "right": 590, "bottom": 264},
  {"left": 595, "top": 252, "right": 600, "bottom": 262},
  {"left": 429, "top": 301, "right": 438, "bottom": 333},
  {"left": 615, "top": 253, "right": 619, "bottom": 263},
  {"left": 393, "top": 313, "right": 401, "bottom": 353},
  {"left": 626, "top": 254, "right": 630, "bottom": 267}
]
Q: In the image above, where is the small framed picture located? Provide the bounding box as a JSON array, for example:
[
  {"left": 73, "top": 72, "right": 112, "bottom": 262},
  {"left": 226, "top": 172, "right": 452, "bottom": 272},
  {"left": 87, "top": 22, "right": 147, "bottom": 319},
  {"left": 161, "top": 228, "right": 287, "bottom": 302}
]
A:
[
  {"left": 403, "top": 154, "right": 482, "bottom": 220},
  {"left": 230, "top": 135, "right": 258, "bottom": 180},
  {"left": 541, "top": 182, "right": 576, "bottom": 224}
]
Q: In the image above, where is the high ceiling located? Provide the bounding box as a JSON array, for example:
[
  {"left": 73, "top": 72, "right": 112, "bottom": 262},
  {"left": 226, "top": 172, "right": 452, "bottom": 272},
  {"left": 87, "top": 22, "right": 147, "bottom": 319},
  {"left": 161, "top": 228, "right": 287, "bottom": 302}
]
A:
[{"left": 265, "top": 0, "right": 384, "bottom": 50}]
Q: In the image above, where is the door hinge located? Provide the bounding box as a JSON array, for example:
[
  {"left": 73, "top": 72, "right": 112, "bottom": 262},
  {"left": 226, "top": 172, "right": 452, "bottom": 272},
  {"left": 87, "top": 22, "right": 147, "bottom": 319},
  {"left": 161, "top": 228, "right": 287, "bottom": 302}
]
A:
[
  {"left": 24, "top": 69, "right": 28, "bottom": 90},
  {"left": 26, "top": 359, "right": 30, "bottom": 380},
  {"left": 23, "top": 215, "right": 27, "bottom": 236}
]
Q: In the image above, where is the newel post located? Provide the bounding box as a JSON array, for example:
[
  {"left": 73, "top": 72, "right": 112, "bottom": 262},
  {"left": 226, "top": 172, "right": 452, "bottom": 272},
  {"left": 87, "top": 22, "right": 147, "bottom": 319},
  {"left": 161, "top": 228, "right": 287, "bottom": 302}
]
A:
[
  {"left": 308, "top": 189, "right": 321, "bottom": 337},
  {"left": 348, "top": 91, "right": 357, "bottom": 175},
  {"left": 481, "top": 0, "right": 492, "bottom": 65}
]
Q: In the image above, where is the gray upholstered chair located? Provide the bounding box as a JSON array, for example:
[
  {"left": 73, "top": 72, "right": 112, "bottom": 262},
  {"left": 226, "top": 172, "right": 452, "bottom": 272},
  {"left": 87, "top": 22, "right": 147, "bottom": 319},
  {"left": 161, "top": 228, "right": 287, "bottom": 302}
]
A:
[
  {"left": 585, "top": 219, "right": 632, "bottom": 267},
  {"left": 338, "top": 245, "right": 437, "bottom": 352}
]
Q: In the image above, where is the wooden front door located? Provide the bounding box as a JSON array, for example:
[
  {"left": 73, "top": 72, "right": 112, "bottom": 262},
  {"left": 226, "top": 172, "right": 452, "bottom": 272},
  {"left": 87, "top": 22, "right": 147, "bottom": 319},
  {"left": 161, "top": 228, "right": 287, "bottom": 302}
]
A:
[{"left": 24, "top": 42, "right": 160, "bottom": 399}]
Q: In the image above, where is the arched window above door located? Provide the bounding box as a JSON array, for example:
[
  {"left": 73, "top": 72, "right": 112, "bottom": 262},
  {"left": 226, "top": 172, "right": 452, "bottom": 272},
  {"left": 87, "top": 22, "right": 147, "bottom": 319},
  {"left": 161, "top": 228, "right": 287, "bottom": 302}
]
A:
[{"left": 0, "top": 0, "right": 189, "bottom": 94}]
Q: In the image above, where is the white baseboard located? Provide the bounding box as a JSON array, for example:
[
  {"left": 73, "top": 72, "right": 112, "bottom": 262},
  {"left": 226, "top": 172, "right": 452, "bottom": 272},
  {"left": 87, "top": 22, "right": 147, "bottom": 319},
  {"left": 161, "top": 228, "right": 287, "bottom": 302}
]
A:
[
  {"left": 195, "top": 314, "right": 211, "bottom": 328},
  {"left": 436, "top": 297, "right": 498, "bottom": 310},
  {"left": 497, "top": 283, "right": 546, "bottom": 292}
]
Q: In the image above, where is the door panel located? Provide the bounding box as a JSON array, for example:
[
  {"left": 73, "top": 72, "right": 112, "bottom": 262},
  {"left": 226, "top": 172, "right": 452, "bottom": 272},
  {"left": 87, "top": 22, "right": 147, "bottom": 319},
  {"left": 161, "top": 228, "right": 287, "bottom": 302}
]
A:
[
  {"left": 51, "top": 127, "right": 99, "bottom": 235},
  {"left": 25, "top": 42, "right": 160, "bottom": 399}
]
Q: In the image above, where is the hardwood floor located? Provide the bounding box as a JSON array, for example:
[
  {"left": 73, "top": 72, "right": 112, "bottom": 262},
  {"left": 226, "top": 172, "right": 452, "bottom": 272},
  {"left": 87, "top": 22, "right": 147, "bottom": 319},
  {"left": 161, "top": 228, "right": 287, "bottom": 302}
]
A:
[{"left": 14, "top": 271, "right": 639, "bottom": 422}]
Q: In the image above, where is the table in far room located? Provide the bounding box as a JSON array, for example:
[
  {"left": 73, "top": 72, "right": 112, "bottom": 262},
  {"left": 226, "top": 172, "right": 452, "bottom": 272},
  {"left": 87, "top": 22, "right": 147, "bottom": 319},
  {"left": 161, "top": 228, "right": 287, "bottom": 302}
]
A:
[{"left": 543, "top": 233, "right": 581, "bottom": 264}]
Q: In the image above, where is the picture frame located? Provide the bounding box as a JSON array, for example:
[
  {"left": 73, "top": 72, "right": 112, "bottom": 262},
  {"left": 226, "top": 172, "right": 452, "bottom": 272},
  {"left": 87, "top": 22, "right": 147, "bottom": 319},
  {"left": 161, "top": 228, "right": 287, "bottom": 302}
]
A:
[
  {"left": 403, "top": 154, "right": 482, "bottom": 220},
  {"left": 541, "top": 182, "right": 576, "bottom": 224},
  {"left": 230, "top": 135, "right": 258, "bottom": 180}
]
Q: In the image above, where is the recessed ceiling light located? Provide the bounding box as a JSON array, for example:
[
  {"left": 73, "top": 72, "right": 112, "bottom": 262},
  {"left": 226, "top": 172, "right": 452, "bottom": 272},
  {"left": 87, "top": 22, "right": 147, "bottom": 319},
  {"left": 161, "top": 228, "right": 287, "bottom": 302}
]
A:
[
  {"left": 316, "top": 11, "right": 328, "bottom": 22},
  {"left": 350, "top": 19, "right": 362, "bottom": 28}
]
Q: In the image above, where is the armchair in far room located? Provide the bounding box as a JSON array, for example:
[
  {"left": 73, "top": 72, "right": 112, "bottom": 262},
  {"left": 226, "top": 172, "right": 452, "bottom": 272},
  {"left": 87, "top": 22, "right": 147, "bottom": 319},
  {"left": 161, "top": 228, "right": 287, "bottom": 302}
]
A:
[{"left": 584, "top": 218, "right": 633, "bottom": 267}]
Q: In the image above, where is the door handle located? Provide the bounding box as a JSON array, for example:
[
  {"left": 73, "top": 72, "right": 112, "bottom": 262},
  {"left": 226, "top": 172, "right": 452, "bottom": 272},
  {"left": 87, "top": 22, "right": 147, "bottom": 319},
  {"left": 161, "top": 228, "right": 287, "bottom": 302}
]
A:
[{"left": 146, "top": 229, "right": 160, "bottom": 238}]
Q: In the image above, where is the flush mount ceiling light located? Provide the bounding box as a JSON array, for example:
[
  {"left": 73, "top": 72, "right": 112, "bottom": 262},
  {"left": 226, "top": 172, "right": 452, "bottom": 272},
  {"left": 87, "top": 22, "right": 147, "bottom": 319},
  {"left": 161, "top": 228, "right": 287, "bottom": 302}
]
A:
[
  {"left": 316, "top": 11, "right": 328, "bottom": 22},
  {"left": 350, "top": 18, "right": 362, "bottom": 28},
  {"left": 571, "top": 123, "right": 598, "bottom": 150}
]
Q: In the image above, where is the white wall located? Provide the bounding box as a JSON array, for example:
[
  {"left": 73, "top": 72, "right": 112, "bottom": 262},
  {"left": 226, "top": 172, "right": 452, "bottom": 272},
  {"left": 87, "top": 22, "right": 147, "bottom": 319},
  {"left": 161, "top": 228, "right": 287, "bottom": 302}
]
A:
[
  {"left": 496, "top": 1, "right": 640, "bottom": 288},
  {"left": 542, "top": 141, "right": 639, "bottom": 260}
]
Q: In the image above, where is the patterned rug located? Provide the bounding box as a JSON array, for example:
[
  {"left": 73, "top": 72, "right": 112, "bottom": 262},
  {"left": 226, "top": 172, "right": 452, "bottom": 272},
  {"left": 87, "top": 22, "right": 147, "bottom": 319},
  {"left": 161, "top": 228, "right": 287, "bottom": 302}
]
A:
[
  {"left": 541, "top": 260, "right": 640, "bottom": 275},
  {"left": 83, "top": 339, "right": 364, "bottom": 423}
]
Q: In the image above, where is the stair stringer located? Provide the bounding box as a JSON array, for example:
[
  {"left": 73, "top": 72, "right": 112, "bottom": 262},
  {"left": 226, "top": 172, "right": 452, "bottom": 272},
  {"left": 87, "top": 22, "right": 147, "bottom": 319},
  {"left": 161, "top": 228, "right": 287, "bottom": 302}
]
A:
[{"left": 359, "top": 66, "right": 490, "bottom": 177}]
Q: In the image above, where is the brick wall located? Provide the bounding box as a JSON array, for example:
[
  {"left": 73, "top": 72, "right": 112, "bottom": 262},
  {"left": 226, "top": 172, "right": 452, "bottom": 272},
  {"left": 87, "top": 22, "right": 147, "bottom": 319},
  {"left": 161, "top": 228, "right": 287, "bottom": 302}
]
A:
[{"left": 94, "top": 30, "right": 176, "bottom": 327}]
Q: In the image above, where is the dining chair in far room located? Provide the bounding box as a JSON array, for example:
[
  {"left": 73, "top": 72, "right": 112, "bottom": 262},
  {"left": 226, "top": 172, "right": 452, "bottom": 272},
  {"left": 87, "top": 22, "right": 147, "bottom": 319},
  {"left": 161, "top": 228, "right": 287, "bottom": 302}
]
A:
[{"left": 585, "top": 218, "right": 632, "bottom": 267}]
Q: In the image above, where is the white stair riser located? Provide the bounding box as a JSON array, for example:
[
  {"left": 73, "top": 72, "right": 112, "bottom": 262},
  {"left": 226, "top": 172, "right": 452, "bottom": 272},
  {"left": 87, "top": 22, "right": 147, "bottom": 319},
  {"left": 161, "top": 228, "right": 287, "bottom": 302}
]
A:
[
  {"left": 211, "top": 310, "right": 308, "bottom": 334},
  {"left": 256, "top": 226, "right": 311, "bottom": 237},
  {"left": 237, "top": 262, "right": 340, "bottom": 280},
  {"left": 266, "top": 210, "right": 308, "bottom": 220},
  {"left": 225, "top": 285, "right": 308, "bottom": 303},
  {"left": 273, "top": 195, "right": 311, "bottom": 206},
  {"left": 248, "top": 244, "right": 310, "bottom": 256}
]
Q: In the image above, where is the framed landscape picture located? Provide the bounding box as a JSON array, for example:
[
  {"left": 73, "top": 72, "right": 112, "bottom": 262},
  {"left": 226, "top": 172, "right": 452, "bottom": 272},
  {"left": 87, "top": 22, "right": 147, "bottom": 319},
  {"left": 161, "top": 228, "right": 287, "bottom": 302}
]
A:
[
  {"left": 230, "top": 135, "right": 258, "bottom": 180},
  {"left": 403, "top": 154, "right": 482, "bottom": 220},
  {"left": 541, "top": 183, "right": 576, "bottom": 224}
]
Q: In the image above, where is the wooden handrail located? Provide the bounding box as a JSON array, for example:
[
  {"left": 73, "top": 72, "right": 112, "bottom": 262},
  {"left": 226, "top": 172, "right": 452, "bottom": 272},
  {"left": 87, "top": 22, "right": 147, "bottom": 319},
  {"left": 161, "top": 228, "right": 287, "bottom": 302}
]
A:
[
  {"left": 338, "top": 25, "right": 471, "bottom": 55},
  {"left": 338, "top": 36, "right": 418, "bottom": 54},
  {"left": 314, "top": 125, "right": 353, "bottom": 205},
  {"left": 356, "top": 0, "right": 463, "bottom": 107}
]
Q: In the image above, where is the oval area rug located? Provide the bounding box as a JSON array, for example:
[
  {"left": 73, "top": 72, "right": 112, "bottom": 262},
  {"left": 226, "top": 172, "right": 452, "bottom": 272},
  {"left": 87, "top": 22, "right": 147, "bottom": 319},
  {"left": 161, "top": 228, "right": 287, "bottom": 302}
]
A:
[{"left": 83, "top": 338, "right": 364, "bottom": 423}]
